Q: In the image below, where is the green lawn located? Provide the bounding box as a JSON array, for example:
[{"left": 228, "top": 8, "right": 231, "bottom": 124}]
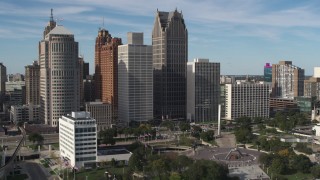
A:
[
  {"left": 50, "top": 143, "right": 59, "bottom": 150},
  {"left": 73, "top": 167, "right": 130, "bottom": 180},
  {"left": 283, "top": 172, "right": 313, "bottom": 180}
]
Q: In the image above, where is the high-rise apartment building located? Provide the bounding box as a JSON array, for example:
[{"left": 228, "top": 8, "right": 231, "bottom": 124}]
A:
[
  {"left": 304, "top": 67, "right": 320, "bottom": 100},
  {"left": 25, "top": 61, "right": 40, "bottom": 105},
  {"left": 187, "top": 59, "right": 220, "bottom": 123},
  {"left": 94, "top": 28, "right": 122, "bottom": 117},
  {"left": 264, "top": 63, "right": 272, "bottom": 82},
  {"left": 152, "top": 9, "right": 188, "bottom": 120},
  {"left": 40, "top": 24, "right": 80, "bottom": 126},
  {"left": 118, "top": 33, "right": 153, "bottom": 124},
  {"left": 225, "top": 82, "right": 270, "bottom": 120},
  {"left": 272, "top": 61, "right": 304, "bottom": 99}
]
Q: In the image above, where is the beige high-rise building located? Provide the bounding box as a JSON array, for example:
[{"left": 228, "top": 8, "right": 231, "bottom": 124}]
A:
[
  {"left": 85, "top": 101, "right": 112, "bottom": 131},
  {"left": 25, "top": 61, "right": 40, "bottom": 105},
  {"left": 39, "top": 24, "right": 80, "bottom": 126},
  {"left": 304, "top": 67, "right": 320, "bottom": 100},
  {"left": 272, "top": 61, "right": 304, "bottom": 99}
]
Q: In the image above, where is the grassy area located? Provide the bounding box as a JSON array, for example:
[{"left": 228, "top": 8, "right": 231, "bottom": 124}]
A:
[
  {"left": 40, "top": 159, "right": 49, "bottom": 168},
  {"left": 6, "top": 174, "right": 28, "bottom": 180},
  {"left": 74, "top": 167, "right": 130, "bottom": 180},
  {"left": 282, "top": 172, "right": 313, "bottom": 180},
  {"left": 50, "top": 143, "right": 59, "bottom": 150}
]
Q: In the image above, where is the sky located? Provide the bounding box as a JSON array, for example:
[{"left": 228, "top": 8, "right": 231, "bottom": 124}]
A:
[{"left": 1, "top": 0, "right": 320, "bottom": 75}]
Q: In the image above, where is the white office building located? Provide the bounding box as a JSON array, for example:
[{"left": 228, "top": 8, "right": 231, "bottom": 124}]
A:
[
  {"left": 187, "top": 58, "right": 220, "bottom": 122},
  {"left": 59, "top": 112, "right": 97, "bottom": 168},
  {"left": 85, "top": 101, "right": 112, "bottom": 131},
  {"left": 225, "top": 82, "right": 270, "bottom": 120},
  {"left": 118, "top": 32, "right": 153, "bottom": 124}
]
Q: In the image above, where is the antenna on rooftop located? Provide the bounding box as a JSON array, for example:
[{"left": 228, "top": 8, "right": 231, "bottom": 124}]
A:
[{"left": 50, "top": 8, "right": 54, "bottom": 22}]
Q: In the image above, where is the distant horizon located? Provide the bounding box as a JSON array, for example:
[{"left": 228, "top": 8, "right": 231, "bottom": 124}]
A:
[{"left": 1, "top": 0, "right": 320, "bottom": 75}]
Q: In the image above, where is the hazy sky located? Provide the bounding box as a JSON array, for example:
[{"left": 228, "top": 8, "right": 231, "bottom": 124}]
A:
[{"left": 1, "top": 0, "right": 320, "bottom": 75}]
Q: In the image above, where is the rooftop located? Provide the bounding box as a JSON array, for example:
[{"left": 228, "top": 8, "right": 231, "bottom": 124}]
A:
[{"left": 46, "top": 25, "right": 73, "bottom": 37}]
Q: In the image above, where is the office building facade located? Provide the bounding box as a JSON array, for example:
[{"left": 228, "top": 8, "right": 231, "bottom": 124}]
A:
[
  {"left": 25, "top": 61, "right": 40, "bottom": 105},
  {"left": 187, "top": 59, "right": 220, "bottom": 122},
  {"left": 40, "top": 24, "right": 80, "bottom": 126},
  {"left": 264, "top": 63, "right": 272, "bottom": 82},
  {"left": 152, "top": 9, "right": 188, "bottom": 120},
  {"left": 118, "top": 33, "right": 153, "bottom": 124},
  {"left": 59, "top": 112, "right": 97, "bottom": 168},
  {"left": 272, "top": 61, "right": 304, "bottom": 99},
  {"left": 225, "top": 82, "right": 270, "bottom": 120},
  {"left": 94, "top": 28, "right": 122, "bottom": 117},
  {"left": 85, "top": 102, "right": 112, "bottom": 131}
]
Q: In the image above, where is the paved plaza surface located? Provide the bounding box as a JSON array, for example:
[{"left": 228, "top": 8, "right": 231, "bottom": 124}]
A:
[{"left": 229, "top": 165, "right": 269, "bottom": 180}]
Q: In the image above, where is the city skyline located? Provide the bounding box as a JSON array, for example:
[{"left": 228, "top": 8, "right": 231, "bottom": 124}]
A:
[{"left": 1, "top": 0, "right": 320, "bottom": 75}]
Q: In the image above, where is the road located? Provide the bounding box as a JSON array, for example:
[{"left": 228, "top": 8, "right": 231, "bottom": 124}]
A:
[{"left": 24, "top": 162, "right": 48, "bottom": 180}]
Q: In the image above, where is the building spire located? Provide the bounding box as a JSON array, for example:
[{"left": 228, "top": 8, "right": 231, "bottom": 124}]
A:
[{"left": 50, "top": 8, "right": 54, "bottom": 22}]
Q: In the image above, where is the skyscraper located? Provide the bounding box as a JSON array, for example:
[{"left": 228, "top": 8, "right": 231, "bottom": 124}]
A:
[
  {"left": 118, "top": 32, "right": 153, "bottom": 124},
  {"left": 40, "top": 22, "right": 80, "bottom": 126},
  {"left": 0, "top": 63, "right": 6, "bottom": 95},
  {"left": 152, "top": 9, "right": 188, "bottom": 120},
  {"left": 0, "top": 63, "right": 6, "bottom": 111},
  {"left": 187, "top": 59, "right": 220, "bottom": 123},
  {"left": 264, "top": 63, "right": 272, "bottom": 82},
  {"left": 272, "top": 61, "right": 304, "bottom": 99},
  {"left": 25, "top": 61, "right": 40, "bottom": 105},
  {"left": 95, "top": 28, "right": 122, "bottom": 118}
]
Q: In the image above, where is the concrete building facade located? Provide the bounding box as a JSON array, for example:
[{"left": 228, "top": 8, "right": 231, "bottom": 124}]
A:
[
  {"left": 59, "top": 112, "right": 97, "bottom": 168},
  {"left": 152, "top": 9, "right": 188, "bottom": 120},
  {"left": 118, "top": 32, "right": 153, "bottom": 124},
  {"left": 85, "top": 102, "right": 112, "bottom": 131},
  {"left": 10, "top": 104, "right": 40, "bottom": 123},
  {"left": 272, "top": 61, "right": 304, "bottom": 99},
  {"left": 187, "top": 58, "right": 220, "bottom": 122},
  {"left": 225, "top": 82, "right": 270, "bottom": 120},
  {"left": 39, "top": 25, "right": 80, "bottom": 126},
  {"left": 25, "top": 61, "right": 40, "bottom": 105}
]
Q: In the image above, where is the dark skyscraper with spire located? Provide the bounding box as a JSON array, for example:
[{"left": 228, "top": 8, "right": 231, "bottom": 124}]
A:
[{"left": 152, "top": 9, "right": 188, "bottom": 120}]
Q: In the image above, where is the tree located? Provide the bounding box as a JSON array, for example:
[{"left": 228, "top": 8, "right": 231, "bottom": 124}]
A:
[
  {"left": 99, "top": 128, "right": 117, "bottom": 145},
  {"left": 234, "top": 127, "right": 252, "bottom": 143},
  {"left": 200, "top": 130, "right": 215, "bottom": 142},
  {"left": 179, "top": 122, "right": 190, "bottom": 132},
  {"left": 259, "top": 153, "right": 274, "bottom": 167},
  {"left": 291, "top": 154, "right": 312, "bottom": 173},
  {"left": 270, "top": 158, "right": 286, "bottom": 175},
  {"left": 183, "top": 160, "right": 229, "bottom": 180},
  {"left": 311, "top": 165, "right": 320, "bottom": 178},
  {"left": 191, "top": 126, "right": 202, "bottom": 139},
  {"left": 169, "top": 172, "right": 181, "bottom": 180},
  {"left": 236, "top": 116, "right": 251, "bottom": 128},
  {"left": 28, "top": 133, "right": 44, "bottom": 146}
]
